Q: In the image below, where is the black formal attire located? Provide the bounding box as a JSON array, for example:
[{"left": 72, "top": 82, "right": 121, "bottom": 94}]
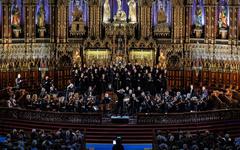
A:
[
  {"left": 43, "top": 78, "right": 51, "bottom": 93},
  {"left": 112, "top": 144, "right": 124, "bottom": 150},
  {"left": 15, "top": 77, "right": 23, "bottom": 89},
  {"left": 113, "top": 75, "right": 120, "bottom": 91},
  {"left": 116, "top": 92, "right": 124, "bottom": 115}
]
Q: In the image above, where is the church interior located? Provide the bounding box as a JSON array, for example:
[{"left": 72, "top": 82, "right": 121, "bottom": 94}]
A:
[{"left": 1, "top": 0, "right": 240, "bottom": 149}]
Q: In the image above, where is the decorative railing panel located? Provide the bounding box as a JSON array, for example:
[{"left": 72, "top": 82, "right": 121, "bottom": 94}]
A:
[
  {"left": 137, "top": 109, "right": 240, "bottom": 124},
  {"left": 1, "top": 108, "right": 240, "bottom": 125},
  {"left": 0, "top": 107, "right": 102, "bottom": 124}
]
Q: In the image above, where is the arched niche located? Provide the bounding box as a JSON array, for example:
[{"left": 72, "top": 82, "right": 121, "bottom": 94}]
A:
[
  {"left": 191, "top": 0, "right": 205, "bottom": 38},
  {"left": 152, "top": 0, "right": 172, "bottom": 27},
  {"left": 217, "top": 0, "right": 229, "bottom": 39},
  {"left": 35, "top": 0, "right": 50, "bottom": 38},
  {"left": 11, "top": 0, "right": 24, "bottom": 38},
  {"left": 69, "top": 0, "right": 88, "bottom": 26}
]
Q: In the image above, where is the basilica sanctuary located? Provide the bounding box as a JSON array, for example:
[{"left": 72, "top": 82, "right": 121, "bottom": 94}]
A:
[
  {"left": 1, "top": 0, "right": 240, "bottom": 148},
  {"left": 0, "top": 0, "right": 239, "bottom": 90}
]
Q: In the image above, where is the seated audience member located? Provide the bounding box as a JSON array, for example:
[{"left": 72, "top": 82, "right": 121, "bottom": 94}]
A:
[
  {"left": 2, "top": 128, "right": 85, "bottom": 149},
  {"left": 155, "top": 130, "right": 238, "bottom": 150},
  {"left": 7, "top": 95, "right": 17, "bottom": 108}
]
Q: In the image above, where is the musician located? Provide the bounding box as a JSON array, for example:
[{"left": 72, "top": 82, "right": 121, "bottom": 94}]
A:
[
  {"left": 116, "top": 89, "right": 125, "bottom": 115},
  {"left": 146, "top": 73, "right": 155, "bottom": 95},
  {"left": 72, "top": 68, "right": 80, "bottom": 91},
  {"left": 155, "top": 74, "right": 163, "bottom": 94},
  {"left": 85, "top": 86, "right": 96, "bottom": 97},
  {"left": 174, "top": 92, "right": 184, "bottom": 112},
  {"left": 163, "top": 91, "right": 172, "bottom": 113},
  {"left": 39, "top": 87, "right": 47, "bottom": 98},
  {"left": 134, "top": 73, "right": 142, "bottom": 90},
  {"left": 25, "top": 94, "right": 33, "bottom": 109},
  {"left": 184, "top": 93, "right": 192, "bottom": 112},
  {"left": 58, "top": 96, "right": 66, "bottom": 112},
  {"left": 131, "top": 93, "right": 139, "bottom": 114},
  {"left": 189, "top": 84, "right": 196, "bottom": 98},
  {"left": 39, "top": 95, "right": 48, "bottom": 111},
  {"left": 7, "top": 95, "right": 17, "bottom": 108},
  {"left": 198, "top": 86, "right": 208, "bottom": 110},
  {"left": 49, "top": 83, "right": 57, "bottom": 94},
  {"left": 201, "top": 86, "right": 208, "bottom": 101},
  {"left": 155, "top": 94, "right": 164, "bottom": 113},
  {"left": 15, "top": 74, "right": 23, "bottom": 89},
  {"left": 113, "top": 73, "right": 120, "bottom": 91},
  {"left": 100, "top": 74, "right": 108, "bottom": 94},
  {"left": 102, "top": 93, "right": 111, "bottom": 104},
  {"left": 125, "top": 71, "right": 132, "bottom": 88},
  {"left": 32, "top": 94, "right": 40, "bottom": 110},
  {"left": 67, "top": 80, "right": 75, "bottom": 93},
  {"left": 67, "top": 94, "right": 75, "bottom": 112},
  {"left": 43, "top": 76, "right": 51, "bottom": 93},
  {"left": 102, "top": 93, "right": 111, "bottom": 113}
]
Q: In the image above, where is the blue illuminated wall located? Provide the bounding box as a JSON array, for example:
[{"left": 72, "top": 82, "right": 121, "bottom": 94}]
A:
[
  {"left": 0, "top": 1, "right": 2, "bottom": 25},
  {"left": 152, "top": 0, "right": 172, "bottom": 26},
  {"left": 35, "top": 0, "right": 50, "bottom": 25},
  {"left": 192, "top": 0, "right": 205, "bottom": 26},
  {"left": 0, "top": 1, "right": 2, "bottom": 37},
  {"left": 69, "top": 0, "right": 88, "bottom": 26}
]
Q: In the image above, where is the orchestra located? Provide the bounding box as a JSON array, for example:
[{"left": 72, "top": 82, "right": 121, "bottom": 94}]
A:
[{"left": 5, "top": 64, "right": 216, "bottom": 115}]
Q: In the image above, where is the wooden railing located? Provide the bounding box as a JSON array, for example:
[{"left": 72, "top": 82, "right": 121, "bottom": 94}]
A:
[
  {"left": 0, "top": 107, "right": 102, "bottom": 124},
  {"left": 1, "top": 107, "right": 240, "bottom": 125},
  {"left": 137, "top": 109, "right": 240, "bottom": 124}
]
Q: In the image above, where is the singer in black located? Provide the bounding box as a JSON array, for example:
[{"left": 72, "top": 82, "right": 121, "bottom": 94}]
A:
[{"left": 43, "top": 76, "right": 51, "bottom": 93}]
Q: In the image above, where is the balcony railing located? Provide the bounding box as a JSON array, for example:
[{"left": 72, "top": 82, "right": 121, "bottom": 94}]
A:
[
  {"left": 0, "top": 107, "right": 102, "bottom": 124},
  {"left": 137, "top": 109, "right": 240, "bottom": 124}
]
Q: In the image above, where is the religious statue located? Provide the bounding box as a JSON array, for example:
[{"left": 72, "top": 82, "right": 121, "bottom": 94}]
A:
[
  {"left": 158, "top": 52, "right": 166, "bottom": 69},
  {"left": 114, "top": 0, "right": 127, "bottom": 22},
  {"left": 128, "top": 0, "right": 137, "bottom": 23},
  {"left": 103, "top": 0, "right": 111, "bottom": 23},
  {"left": 218, "top": 6, "right": 228, "bottom": 29},
  {"left": 117, "top": 0, "right": 122, "bottom": 11},
  {"left": 195, "top": 4, "right": 202, "bottom": 28},
  {"left": 72, "top": 4, "right": 83, "bottom": 22},
  {"left": 11, "top": 3, "right": 21, "bottom": 29},
  {"left": 154, "top": 3, "right": 170, "bottom": 37},
  {"left": 37, "top": 3, "right": 45, "bottom": 28},
  {"left": 157, "top": 5, "right": 167, "bottom": 24},
  {"left": 70, "top": 0, "right": 85, "bottom": 36}
]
